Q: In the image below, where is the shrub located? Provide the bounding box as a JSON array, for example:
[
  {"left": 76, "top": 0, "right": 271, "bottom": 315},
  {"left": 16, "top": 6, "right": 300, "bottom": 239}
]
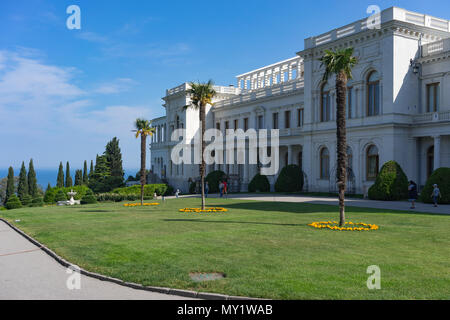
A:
[
  {"left": 6, "top": 195, "right": 22, "bottom": 210},
  {"left": 112, "top": 184, "right": 167, "bottom": 197},
  {"left": 206, "top": 170, "right": 226, "bottom": 193},
  {"left": 248, "top": 174, "right": 270, "bottom": 192},
  {"left": 164, "top": 185, "right": 174, "bottom": 196},
  {"left": 30, "top": 197, "right": 44, "bottom": 207},
  {"left": 420, "top": 167, "right": 450, "bottom": 204},
  {"left": 189, "top": 181, "right": 196, "bottom": 194},
  {"left": 274, "top": 165, "right": 304, "bottom": 192},
  {"left": 43, "top": 188, "right": 56, "bottom": 203},
  {"left": 55, "top": 189, "right": 68, "bottom": 202},
  {"left": 21, "top": 194, "right": 32, "bottom": 207},
  {"left": 368, "top": 161, "right": 408, "bottom": 201},
  {"left": 0, "top": 207, "right": 7, "bottom": 211},
  {"left": 81, "top": 189, "right": 97, "bottom": 204}
]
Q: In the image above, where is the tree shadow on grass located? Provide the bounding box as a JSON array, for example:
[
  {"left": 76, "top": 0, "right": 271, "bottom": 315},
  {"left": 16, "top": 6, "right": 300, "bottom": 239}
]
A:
[{"left": 162, "top": 218, "right": 309, "bottom": 228}]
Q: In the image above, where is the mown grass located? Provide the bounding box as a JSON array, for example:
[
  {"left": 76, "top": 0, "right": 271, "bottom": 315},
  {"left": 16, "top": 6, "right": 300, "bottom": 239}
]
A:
[{"left": 1, "top": 198, "right": 449, "bottom": 299}]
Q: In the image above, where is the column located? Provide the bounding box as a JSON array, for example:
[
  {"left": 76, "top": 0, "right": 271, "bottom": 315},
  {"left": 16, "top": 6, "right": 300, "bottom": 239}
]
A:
[{"left": 434, "top": 135, "right": 441, "bottom": 170}]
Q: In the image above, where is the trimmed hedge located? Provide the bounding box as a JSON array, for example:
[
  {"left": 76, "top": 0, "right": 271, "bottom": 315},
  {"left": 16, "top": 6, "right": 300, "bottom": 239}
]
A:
[
  {"left": 45, "top": 186, "right": 92, "bottom": 203},
  {"left": 206, "top": 170, "right": 226, "bottom": 193},
  {"left": 248, "top": 174, "right": 270, "bottom": 192},
  {"left": 30, "top": 196, "right": 44, "bottom": 207},
  {"left": 112, "top": 184, "right": 167, "bottom": 197},
  {"left": 420, "top": 167, "right": 450, "bottom": 204},
  {"left": 81, "top": 189, "right": 97, "bottom": 204},
  {"left": 368, "top": 161, "right": 408, "bottom": 201},
  {"left": 274, "top": 165, "right": 304, "bottom": 192},
  {"left": 6, "top": 194, "right": 22, "bottom": 210},
  {"left": 96, "top": 193, "right": 152, "bottom": 202}
]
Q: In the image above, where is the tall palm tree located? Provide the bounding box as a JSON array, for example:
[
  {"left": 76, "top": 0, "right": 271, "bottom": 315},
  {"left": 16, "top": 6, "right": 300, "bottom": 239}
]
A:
[
  {"left": 133, "top": 118, "right": 155, "bottom": 205},
  {"left": 319, "top": 47, "right": 357, "bottom": 227},
  {"left": 185, "top": 80, "right": 217, "bottom": 210}
]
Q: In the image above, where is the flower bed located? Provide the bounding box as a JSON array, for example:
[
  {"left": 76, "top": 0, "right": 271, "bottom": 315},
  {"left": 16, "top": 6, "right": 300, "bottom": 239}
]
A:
[
  {"left": 179, "top": 207, "right": 228, "bottom": 213},
  {"left": 308, "top": 221, "right": 379, "bottom": 231},
  {"left": 123, "top": 203, "right": 160, "bottom": 207}
]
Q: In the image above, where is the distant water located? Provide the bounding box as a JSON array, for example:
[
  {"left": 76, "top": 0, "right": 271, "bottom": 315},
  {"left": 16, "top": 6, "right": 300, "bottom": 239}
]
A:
[{"left": 0, "top": 168, "right": 139, "bottom": 189}]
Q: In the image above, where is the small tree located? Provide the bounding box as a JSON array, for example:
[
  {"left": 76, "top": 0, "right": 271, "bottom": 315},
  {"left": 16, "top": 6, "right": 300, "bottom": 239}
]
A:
[
  {"left": 65, "top": 162, "right": 73, "bottom": 188},
  {"left": 44, "top": 184, "right": 55, "bottom": 203},
  {"left": 5, "top": 167, "right": 15, "bottom": 204},
  {"left": 17, "top": 162, "right": 29, "bottom": 202},
  {"left": 55, "top": 189, "right": 68, "bottom": 202},
  {"left": 57, "top": 162, "right": 64, "bottom": 188},
  {"left": 83, "top": 160, "right": 88, "bottom": 185},
  {"left": 6, "top": 194, "right": 22, "bottom": 210},
  {"left": 368, "top": 161, "right": 409, "bottom": 201},
  {"left": 28, "top": 159, "right": 38, "bottom": 197}
]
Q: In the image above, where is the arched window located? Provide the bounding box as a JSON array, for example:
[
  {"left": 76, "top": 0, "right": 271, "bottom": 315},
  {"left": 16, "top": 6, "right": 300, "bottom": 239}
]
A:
[
  {"left": 366, "top": 145, "right": 379, "bottom": 180},
  {"left": 367, "top": 71, "right": 380, "bottom": 116},
  {"left": 347, "top": 146, "right": 353, "bottom": 169},
  {"left": 320, "top": 83, "right": 331, "bottom": 122},
  {"left": 320, "top": 147, "right": 330, "bottom": 179}
]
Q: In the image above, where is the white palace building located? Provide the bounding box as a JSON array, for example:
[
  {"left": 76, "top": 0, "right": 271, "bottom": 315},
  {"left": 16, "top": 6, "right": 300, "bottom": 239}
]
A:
[{"left": 149, "top": 7, "right": 450, "bottom": 195}]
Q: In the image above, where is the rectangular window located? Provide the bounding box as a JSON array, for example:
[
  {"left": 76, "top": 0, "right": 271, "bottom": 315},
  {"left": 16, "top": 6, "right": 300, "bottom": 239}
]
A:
[
  {"left": 225, "top": 121, "right": 229, "bottom": 135},
  {"left": 234, "top": 119, "right": 238, "bottom": 129},
  {"left": 321, "top": 92, "right": 330, "bottom": 122},
  {"left": 285, "top": 110, "right": 291, "bottom": 129},
  {"left": 244, "top": 118, "right": 249, "bottom": 131},
  {"left": 216, "top": 122, "right": 220, "bottom": 130},
  {"left": 297, "top": 108, "right": 304, "bottom": 127},
  {"left": 272, "top": 113, "right": 279, "bottom": 129},
  {"left": 347, "top": 87, "right": 353, "bottom": 119},
  {"left": 427, "top": 83, "right": 440, "bottom": 112},
  {"left": 257, "top": 115, "right": 264, "bottom": 129}
]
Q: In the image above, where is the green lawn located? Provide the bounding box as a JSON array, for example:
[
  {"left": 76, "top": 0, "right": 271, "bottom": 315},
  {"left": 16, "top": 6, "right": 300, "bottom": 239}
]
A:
[{"left": 1, "top": 198, "right": 449, "bottom": 299}]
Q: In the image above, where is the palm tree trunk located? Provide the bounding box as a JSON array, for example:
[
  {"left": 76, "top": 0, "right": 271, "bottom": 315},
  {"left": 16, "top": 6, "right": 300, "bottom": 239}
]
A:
[
  {"left": 200, "top": 104, "right": 206, "bottom": 210},
  {"left": 336, "top": 71, "right": 348, "bottom": 227},
  {"left": 140, "top": 135, "right": 147, "bottom": 206}
]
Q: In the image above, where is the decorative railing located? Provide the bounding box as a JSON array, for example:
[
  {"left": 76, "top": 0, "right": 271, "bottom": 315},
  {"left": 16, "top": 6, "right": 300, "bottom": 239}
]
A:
[
  {"left": 214, "top": 78, "right": 305, "bottom": 109},
  {"left": 422, "top": 39, "right": 450, "bottom": 57},
  {"left": 305, "top": 7, "right": 450, "bottom": 49},
  {"left": 413, "top": 111, "right": 450, "bottom": 122},
  {"left": 166, "top": 83, "right": 241, "bottom": 96}
]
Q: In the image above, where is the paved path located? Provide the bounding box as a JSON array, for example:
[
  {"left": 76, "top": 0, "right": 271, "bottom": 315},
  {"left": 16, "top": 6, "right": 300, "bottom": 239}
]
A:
[
  {"left": 0, "top": 220, "right": 193, "bottom": 300},
  {"left": 196, "top": 193, "right": 450, "bottom": 215}
]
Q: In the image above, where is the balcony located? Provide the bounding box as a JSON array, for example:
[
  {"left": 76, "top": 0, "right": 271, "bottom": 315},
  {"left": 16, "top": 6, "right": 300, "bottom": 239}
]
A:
[
  {"left": 422, "top": 38, "right": 450, "bottom": 57},
  {"left": 413, "top": 111, "right": 450, "bottom": 123},
  {"left": 166, "top": 83, "right": 242, "bottom": 97}
]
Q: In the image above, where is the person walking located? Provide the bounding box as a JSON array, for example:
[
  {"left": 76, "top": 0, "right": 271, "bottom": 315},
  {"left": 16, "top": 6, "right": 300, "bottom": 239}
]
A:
[
  {"left": 408, "top": 180, "right": 418, "bottom": 209},
  {"left": 205, "top": 182, "right": 209, "bottom": 198},
  {"left": 431, "top": 184, "right": 441, "bottom": 207},
  {"left": 219, "top": 181, "right": 224, "bottom": 198},
  {"left": 223, "top": 180, "right": 228, "bottom": 198},
  {"left": 175, "top": 189, "right": 180, "bottom": 199}
]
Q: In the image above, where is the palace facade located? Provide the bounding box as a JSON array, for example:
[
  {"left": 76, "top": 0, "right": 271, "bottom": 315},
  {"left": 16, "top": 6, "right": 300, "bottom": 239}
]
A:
[{"left": 149, "top": 7, "right": 450, "bottom": 195}]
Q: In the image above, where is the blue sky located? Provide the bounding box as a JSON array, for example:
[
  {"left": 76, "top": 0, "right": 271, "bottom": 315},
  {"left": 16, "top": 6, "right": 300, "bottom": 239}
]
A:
[{"left": 1, "top": 0, "right": 449, "bottom": 170}]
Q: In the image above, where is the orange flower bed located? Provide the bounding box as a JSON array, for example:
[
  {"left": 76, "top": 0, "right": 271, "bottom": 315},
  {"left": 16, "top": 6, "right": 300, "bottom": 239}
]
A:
[
  {"left": 179, "top": 207, "right": 227, "bottom": 213},
  {"left": 123, "top": 203, "right": 160, "bottom": 207},
  {"left": 308, "top": 221, "right": 379, "bottom": 231}
]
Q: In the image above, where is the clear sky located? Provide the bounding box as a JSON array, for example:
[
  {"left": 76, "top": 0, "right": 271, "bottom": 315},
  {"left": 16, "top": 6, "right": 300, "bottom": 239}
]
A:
[{"left": 0, "top": 0, "right": 449, "bottom": 170}]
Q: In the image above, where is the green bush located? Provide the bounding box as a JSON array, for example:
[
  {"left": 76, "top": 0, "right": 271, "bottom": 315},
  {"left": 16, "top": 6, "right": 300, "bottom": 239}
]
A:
[
  {"left": 30, "top": 197, "right": 44, "bottom": 207},
  {"left": 420, "top": 167, "right": 450, "bottom": 204},
  {"left": 81, "top": 189, "right": 97, "bottom": 204},
  {"left": 0, "top": 207, "right": 7, "bottom": 211},
  {"left": 6, "top": 195, "right": 22, "bottom": 210},
  {"left": 96, "top": 193, "right": 152, "bottom": 202},
  {"left": 189, "top": 181, "right": 196, "bottom": 194},
  {"left": 164, "top": 185, "right": 174, "bottom": 196},
  {"left": 274, "top": 165, "right": 304, "bottom": 192},
  {"left": 44, "top": 188, "right": 56, "bottom": 203},
  {"left": 368, "top": 161, "right": 408, "bottom": 201},
  {"left": 206, "top": 170, "right": 226, "bottom": 193},
  {"left": 55, "top": 189, "right": 68, "bottom": 202},
  {"left": 112, "top": 184, "right": 167, "bottom": 197},
  {"left": 21, "top": 194, "right": 32, "bottom": 207},
  {"left": 248, "top": 174, "right": 270, "bottom": 192}
]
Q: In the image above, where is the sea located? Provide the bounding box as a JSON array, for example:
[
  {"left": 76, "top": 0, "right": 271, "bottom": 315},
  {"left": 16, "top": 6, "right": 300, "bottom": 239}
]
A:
[{"left": 0, "top": 168, "right": 140, "bottom": 189}]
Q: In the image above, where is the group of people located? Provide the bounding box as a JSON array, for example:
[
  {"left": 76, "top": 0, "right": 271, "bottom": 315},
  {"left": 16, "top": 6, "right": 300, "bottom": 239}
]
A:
[{"left": 408, "top": 181, "right": 442, "bottom": 209}]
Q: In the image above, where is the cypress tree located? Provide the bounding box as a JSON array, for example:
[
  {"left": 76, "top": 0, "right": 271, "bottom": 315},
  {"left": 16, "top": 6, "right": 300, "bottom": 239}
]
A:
[
  {"left": 5, "top": 167, "right": 15, "bottom": 203},
  {"left": 17, "top": 162, "right": 29, "bottom": 201},
  {"left": 57, "top": 162, "right": 64, "bottom": 188},
  {"left": 105, "top": 137, "right": 124, "bottom": 178},
  {"left": 92, "top": 155, "right": 110, "bottom": 179},
  {"left": 83, "top": 160, "right": 88, "bottom": 184},
  {"left": 65, "top": 162, "right": 73, "bottom": 187},
  {"left": 74, "top": 169, "right": 83, "bottom": 186},
  {"left": 28, "top": 159, "right": 38, "bottom": 197},
  {"left": 89, "top": 160, "right": 94, "bottom": 180}
]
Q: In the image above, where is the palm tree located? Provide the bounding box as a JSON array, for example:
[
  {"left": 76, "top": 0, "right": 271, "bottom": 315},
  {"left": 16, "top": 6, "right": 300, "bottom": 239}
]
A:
[
  {"left": 319, "top": 47, "right": 357, "bottom": 227},
  {"left": 185, "top": 80, "right": 217, "bottom": 210},
  {"left": 133, "top": 118, "right": 155, "bottom": 205}
]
